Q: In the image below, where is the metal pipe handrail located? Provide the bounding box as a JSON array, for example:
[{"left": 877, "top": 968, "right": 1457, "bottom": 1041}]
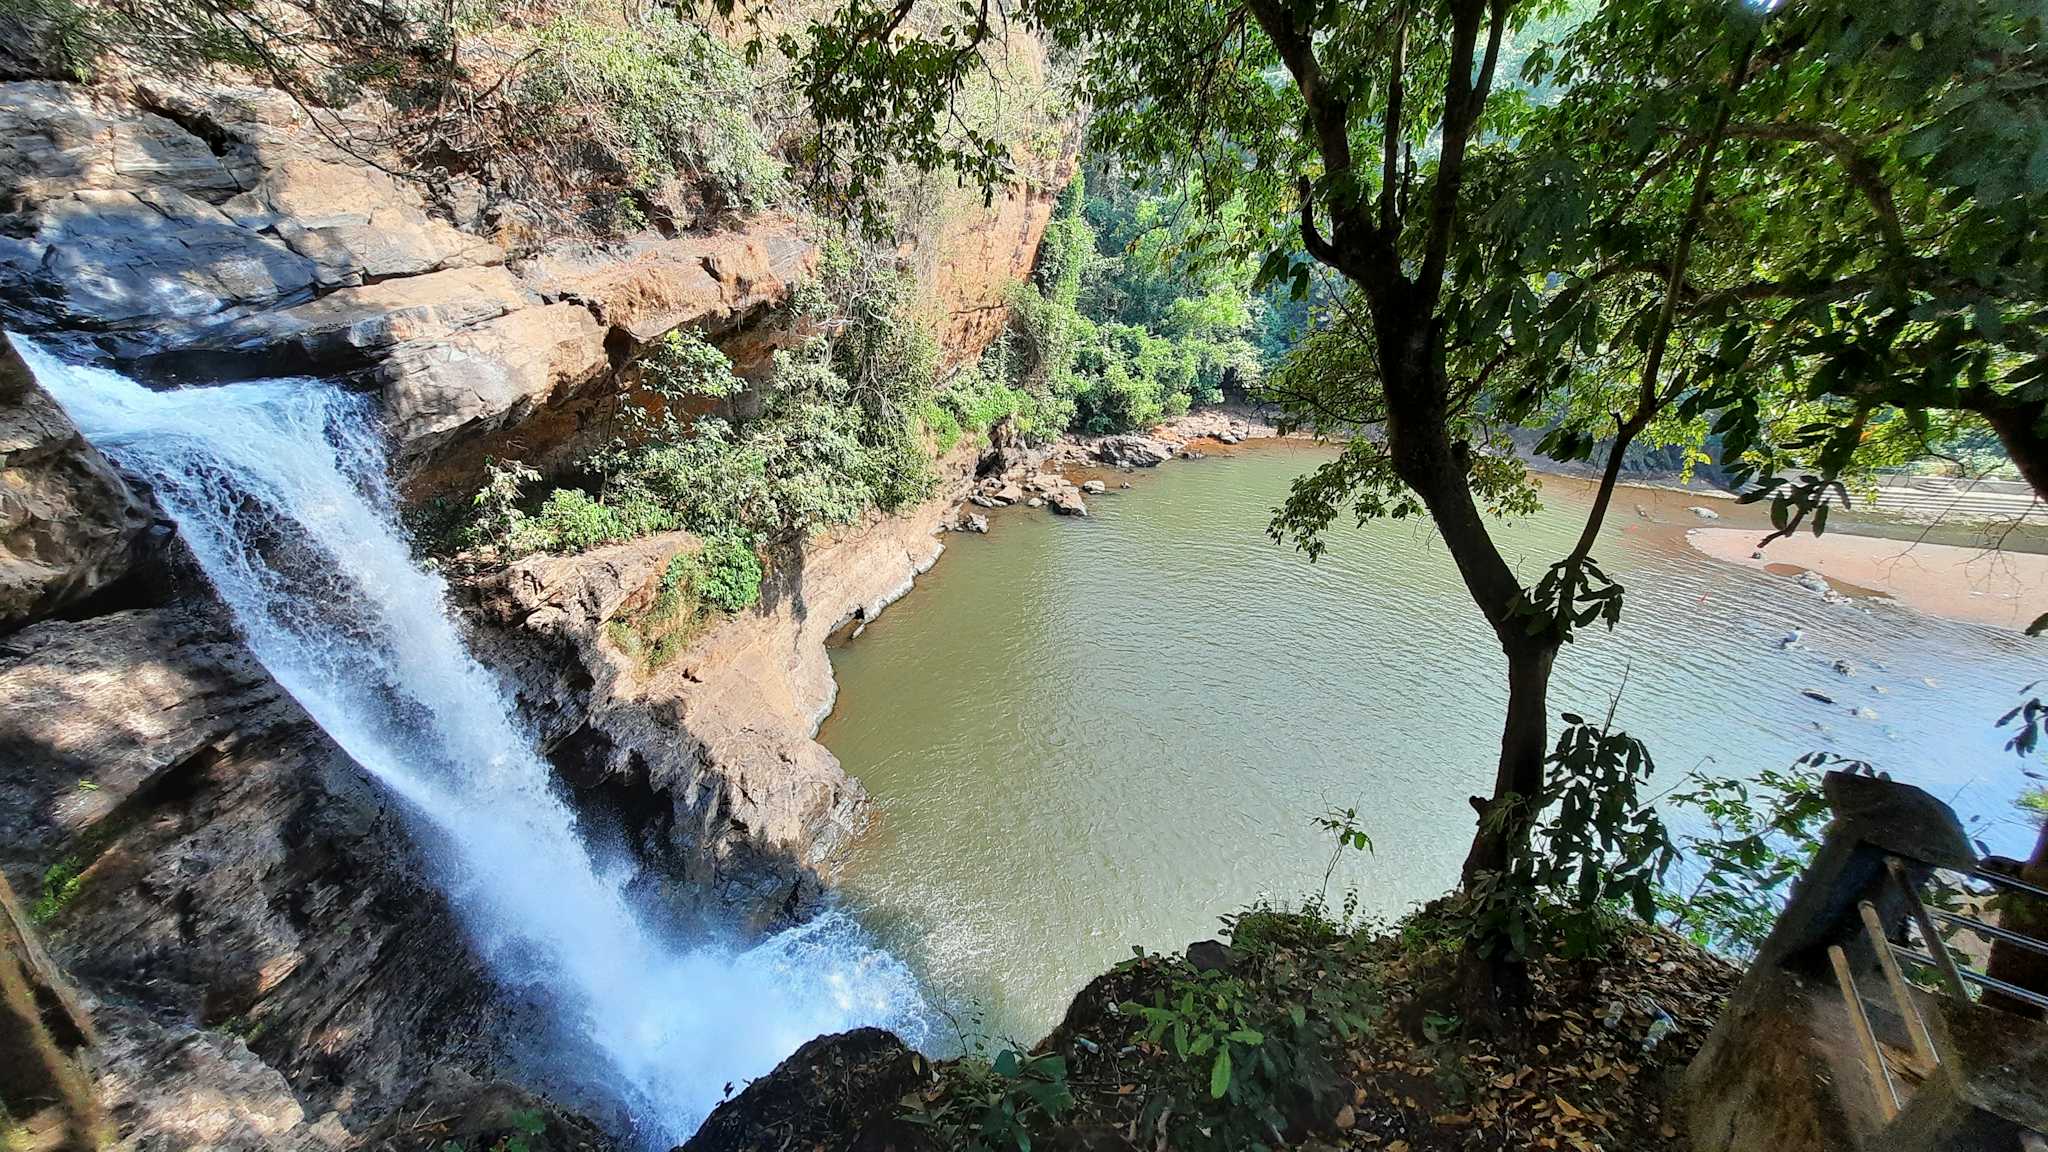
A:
[
  {"left": 1933, "top": 908, "right": 2048, "bottom": 959},
  {"left": 1888, "top": 944, "right": 2048, "bottom": 1013},
  {"left": 1888, "top": 857, "right": 1973, "bottom": 1004},
  {"left": 1967, "top": 867, "right": 2048, "bottom": 903}
]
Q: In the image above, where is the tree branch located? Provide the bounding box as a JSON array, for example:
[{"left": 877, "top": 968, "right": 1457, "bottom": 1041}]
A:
[
  {"left": 1726, "top": 121, "right": 1908, "bottom": 260},
  {"left": 1379, "top": 5, "right": 1408, "bottom": 238},
  {"left": 1417, "top": 0, "right": 1512, "bottom": 303}
]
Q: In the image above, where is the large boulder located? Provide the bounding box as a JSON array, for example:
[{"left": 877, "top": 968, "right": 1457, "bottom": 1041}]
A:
[
  {"left": 377, "top": 301, "right": 611, "bottom": 459},
  {"left": 1092, "top": 434, "right": 1176, "bottom": 468},
  {"left": 681, "top": 1028, "right": 929, "bottom": 1152},
  {"left": 0, "top": 338, "right": 148, "bottom": 631}
]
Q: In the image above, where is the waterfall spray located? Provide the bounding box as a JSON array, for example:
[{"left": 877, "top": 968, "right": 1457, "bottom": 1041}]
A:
[{"left": 12, "top": 336, "right": 929, "bottom": 1147}]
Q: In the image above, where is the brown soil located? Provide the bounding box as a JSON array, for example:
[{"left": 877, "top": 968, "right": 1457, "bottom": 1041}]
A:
[{"left": 1028, "top": 917, "right": 1740, "bottom": 1152}]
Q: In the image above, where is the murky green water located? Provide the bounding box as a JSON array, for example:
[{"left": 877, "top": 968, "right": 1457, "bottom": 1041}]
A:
[{"left": 819, "top": 443, "right": 2042, "bottom": 1043}]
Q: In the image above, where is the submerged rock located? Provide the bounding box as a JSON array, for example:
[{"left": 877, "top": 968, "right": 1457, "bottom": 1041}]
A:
[
  {"left": 958, "top": 511, "right": 990, "bottom": 534},
  {"left": 1688, "top": 505, "right": 1722, "bottom": 520}
]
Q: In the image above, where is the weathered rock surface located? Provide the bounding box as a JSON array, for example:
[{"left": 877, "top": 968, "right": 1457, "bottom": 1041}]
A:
[
  {"left": 220, "top": 158, "right": 500, "bottom": 285},
  {"left": 0, "top": 81, "right": 252, "bottom": 203},
  {"left": 0, "top": 604, "right": 530, "bottom": 1148},
  {"left": 1091, "top": 434, "right": 1177, "bottom": 468},
  {"left": 378, "top": 301, "right": 612, "bottom": 459},
  {"left": 681, "top": 1028, "right": 930, "bottom": 1152},
  {"left": 155, "top": 265, "right": 534, "bottom": 376},
  {"left": 0, "top": 80, "right": 825, "bottom": 494},
  {"left": 0, "top": 186, "right": 328, "bottom": 330},
  {"left": 0, "top": 338, "right": 149, "bottom": 631},
  {"left": 0, "top": 82, "right": 497, "bottom": 335},
  {"left": 534, "top": 218, "right": 816, "bottom": 345}
]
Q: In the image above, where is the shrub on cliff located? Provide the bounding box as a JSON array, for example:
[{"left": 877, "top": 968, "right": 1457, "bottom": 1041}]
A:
[
  {"left": 510, "top": 8, "right": 785, "bottom": 221},
  {"left": 688, "top": 534, "right": 764, "bottom": 613}
]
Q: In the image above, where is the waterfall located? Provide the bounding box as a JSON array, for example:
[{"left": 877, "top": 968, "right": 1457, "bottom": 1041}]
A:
[{"left": 12, "top": 336, "right": 929, "bottom": 1148}]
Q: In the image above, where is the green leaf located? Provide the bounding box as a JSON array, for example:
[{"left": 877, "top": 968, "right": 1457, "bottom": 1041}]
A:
[{"left": 1209, "top": 1047, "right": 1232, "bottom": 1098}]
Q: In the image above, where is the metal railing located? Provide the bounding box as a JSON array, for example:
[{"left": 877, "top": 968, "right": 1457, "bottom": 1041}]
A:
[{"left": 1827, "top": 855, "right": 2048, "bottom": 1127}]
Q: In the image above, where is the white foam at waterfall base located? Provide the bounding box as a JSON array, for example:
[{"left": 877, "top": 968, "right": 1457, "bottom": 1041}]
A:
[{"left": 12, "top": 336, "right": 930, "bottom": 1148}]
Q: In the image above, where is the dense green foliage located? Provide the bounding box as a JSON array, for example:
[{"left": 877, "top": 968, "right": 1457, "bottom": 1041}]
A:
[
  {"left": 1661, "top": 761, "right": 1835, "bottom": 956},
  {"left": 1002, "top": 171, "right": 1278, "bottom": 435},
  {"left": 508, "top": 8, "right": 785, "bottom": 221}
]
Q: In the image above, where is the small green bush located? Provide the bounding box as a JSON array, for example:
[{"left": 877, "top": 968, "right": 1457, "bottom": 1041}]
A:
[
  {"left": 31, "top": 856, "right": 84, "bottom": 924},
  {"left": 690, "top": 534, "right": 763, "bottom": 613},
  {"left": 641, "top": 330, "right": 742, "bottom": 400},
  {"left": 920, "top": 398, "right": 963, "bottom": 452},
  {"left": 535, "top": 488, "right": 628, "bottom": 552}
]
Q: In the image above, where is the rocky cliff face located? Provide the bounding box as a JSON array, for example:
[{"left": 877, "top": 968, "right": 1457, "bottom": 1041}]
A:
[
  {"left": 0, "top": 79, "right": 816, "bottom": 500},
  {"left": 0, "top": 602, "right": 566, "bottom": 1150},
  {"left": 0, "top": 50, "right": 1064, "bottom": 1152},
  {"left": 0, "top": 339, "right": 149, "bottom": 630},
  {"left": 464, "top": 441, "right": 980, "bottom": 931}
]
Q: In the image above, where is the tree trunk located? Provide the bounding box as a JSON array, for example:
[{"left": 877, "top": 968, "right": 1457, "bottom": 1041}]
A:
[
  {"left": 1976, "top": 397, "right": 2048, "bottom": 501},
  {"left": 1968, "top": 397, "right": 2048, "bottom": 1011},
  {"left": 1451, "top": 639, "right": 1557, "bottom": 1024},
  {"left": 1460, "top": 640, "right": 1557, "bottom": 884}
]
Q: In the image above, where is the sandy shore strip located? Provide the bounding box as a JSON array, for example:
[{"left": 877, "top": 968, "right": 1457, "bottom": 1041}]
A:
[{"left": 1688, "top": 527, "right": 2048, "bottom": 631}]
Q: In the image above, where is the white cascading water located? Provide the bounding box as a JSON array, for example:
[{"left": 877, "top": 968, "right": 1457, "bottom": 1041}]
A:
[{"left": 12, "top": 335, "right": 930, "bottom": 1148}]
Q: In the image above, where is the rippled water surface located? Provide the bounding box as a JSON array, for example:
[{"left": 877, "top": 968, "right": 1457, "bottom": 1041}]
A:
[{"left": 820, "top": 442, "right": 2043, "bottom": 1043}]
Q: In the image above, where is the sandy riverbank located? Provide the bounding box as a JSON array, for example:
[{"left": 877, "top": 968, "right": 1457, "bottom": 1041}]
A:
[{"left": 1688, "top": 527, "right": 2048, "bottom": 631}]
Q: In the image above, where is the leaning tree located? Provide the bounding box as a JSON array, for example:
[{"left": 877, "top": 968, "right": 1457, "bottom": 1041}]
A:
[{"left": 745, "top": 0, "right": 2043, "bottom": 1010}]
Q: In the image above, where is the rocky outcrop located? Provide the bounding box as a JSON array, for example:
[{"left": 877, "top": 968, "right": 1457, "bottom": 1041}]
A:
[
  {"left": 0, "top": 604, "right": 560, "bottom": 1149},
  {"left": 466, "top": 444, "right": 980, "bottom": 928},
  {"left": 0, "top": 79, "right": 823, "bottom": 496},
  {"left": 680, "top": 1029, "right": 929, "bottom": 1152},
  {"left": 529, "top": 218, "right": 814, "bottom": 346},
  {"left": 377, "top": 300, "right": 612, "bottom": 460},
  {"left": 1090, "top": 434, "right": 1178, "bottom": 469},
  {"left": 0, "top": 338, "right": 149, "bottom": 631}
]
